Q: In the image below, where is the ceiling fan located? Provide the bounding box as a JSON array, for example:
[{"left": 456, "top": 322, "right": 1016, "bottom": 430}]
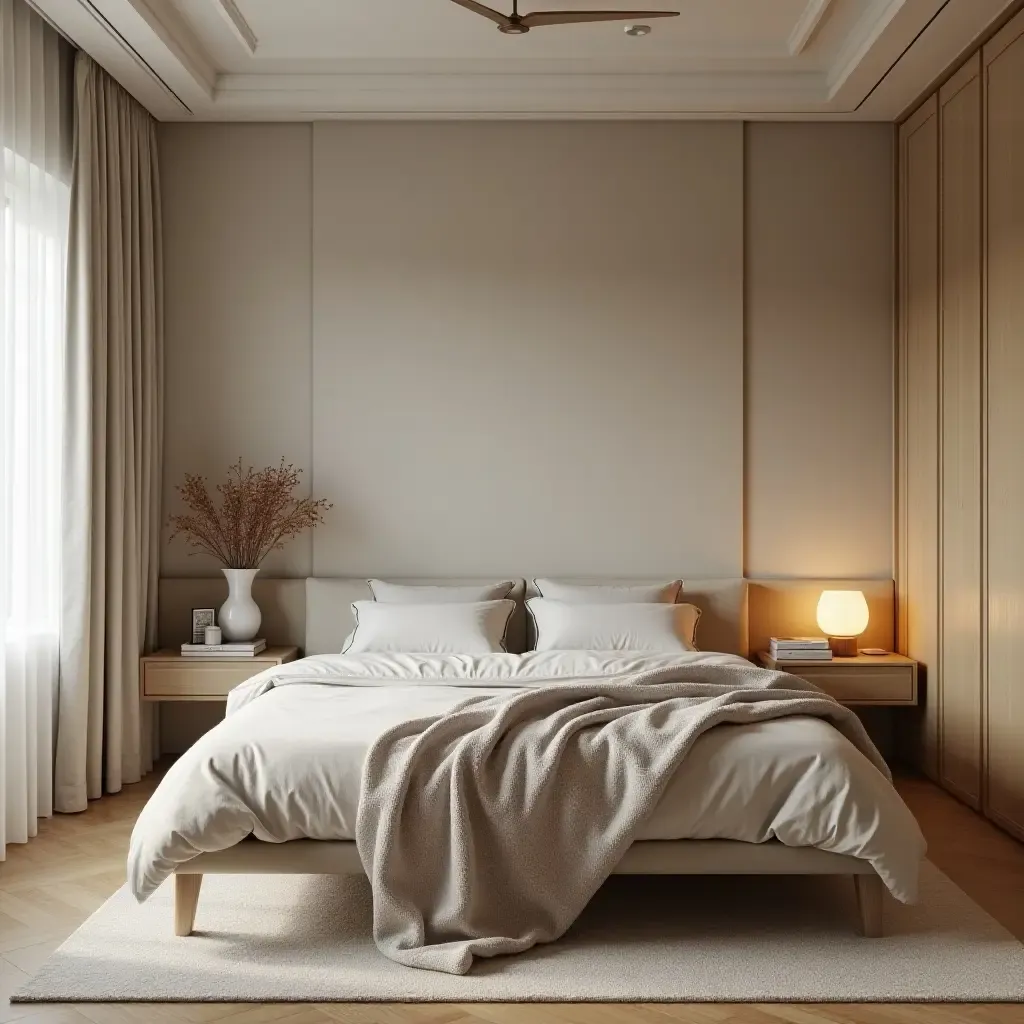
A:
[{"left": 450, "top": 0, "right": 680, "bottom": 35}]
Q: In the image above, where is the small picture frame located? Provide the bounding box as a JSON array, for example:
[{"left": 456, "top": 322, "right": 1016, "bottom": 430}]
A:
[{"left": 191, "top": 608, "right": 215, "bottom": 645}]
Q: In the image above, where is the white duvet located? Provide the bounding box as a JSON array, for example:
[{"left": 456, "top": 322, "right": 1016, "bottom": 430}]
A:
[{"left": 128, "top": 651, "right": 926, "bottom": 902}]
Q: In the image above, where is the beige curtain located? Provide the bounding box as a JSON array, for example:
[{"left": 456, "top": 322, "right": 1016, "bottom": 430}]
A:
[{"left": 55, "top": 52, "right": 163, "bottom": 812}]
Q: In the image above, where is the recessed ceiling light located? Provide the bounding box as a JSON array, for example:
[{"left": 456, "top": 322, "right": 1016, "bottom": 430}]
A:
[{"left": 624, "top": 24, "right": 652, "bottom": 37}]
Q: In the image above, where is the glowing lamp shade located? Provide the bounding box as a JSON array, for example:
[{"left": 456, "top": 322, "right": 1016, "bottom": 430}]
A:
[{"left": 816, "top": 590, "right": 869, "bottom": 657}]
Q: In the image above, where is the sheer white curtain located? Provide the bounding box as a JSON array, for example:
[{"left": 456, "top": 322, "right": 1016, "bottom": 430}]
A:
[{"left": 0, "top": 0, "right": 73, "bottom": 859}]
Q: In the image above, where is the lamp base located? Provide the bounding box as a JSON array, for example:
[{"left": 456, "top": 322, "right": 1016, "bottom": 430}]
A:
[{"left": 828, "top": 635, "right": 858, "bottom": 658}]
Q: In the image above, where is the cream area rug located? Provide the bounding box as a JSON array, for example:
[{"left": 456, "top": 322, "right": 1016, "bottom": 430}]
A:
[{"left": 14, "top": 863, "right": 1024, "bottom": 1003}]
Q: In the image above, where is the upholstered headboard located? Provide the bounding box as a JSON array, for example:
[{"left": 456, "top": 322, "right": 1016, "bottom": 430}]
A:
[{"left": 303, "top": 577, "right": 748, "bottom": 657}]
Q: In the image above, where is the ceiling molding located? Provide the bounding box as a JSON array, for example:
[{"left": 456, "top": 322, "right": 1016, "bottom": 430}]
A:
[
  {"left": 856, "top": 0, "right": 1016, "bottom": 116},
  {"left": 827, "top": 0, "right": 918, "bottom": 97},
  {"left": 28, "top": 0, "right": 193, "bottom": 118},
  {"left": 31, "top": 0, "right": 1019, "bottom": 122},
  {"left": 211, "top": 70, "right": 829, "bottom": 118},
  {"left": 214, "top": 0, "right": 257, "bottom": 56},
  {"left": 788, "top": 0, "right": 836, "bottom": 55},
  {"left": 127, "top": 0, "right": 217, "bottom": 97}
]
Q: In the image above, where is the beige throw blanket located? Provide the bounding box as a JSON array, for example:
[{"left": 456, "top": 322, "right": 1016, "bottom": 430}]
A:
[{"left": 355, "top": 661, "right": 890, "bottom": 975}]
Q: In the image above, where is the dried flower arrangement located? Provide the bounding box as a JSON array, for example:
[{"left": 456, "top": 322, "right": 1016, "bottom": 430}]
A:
[{"left": 168, "top": 459, "right": 332, "bottom": 569}]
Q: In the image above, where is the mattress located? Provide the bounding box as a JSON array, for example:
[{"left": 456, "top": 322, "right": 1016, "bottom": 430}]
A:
[{"left": 128, "top": 651, "right": 926, "bottom": 901}]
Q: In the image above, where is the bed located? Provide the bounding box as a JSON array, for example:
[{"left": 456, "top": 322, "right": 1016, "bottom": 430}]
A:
[{"left": 130, "top": 577, "right": 925, "bottom": 965}]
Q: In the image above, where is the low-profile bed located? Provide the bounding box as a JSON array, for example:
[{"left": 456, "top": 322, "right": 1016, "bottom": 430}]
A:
[{"left": 129, "top": 577, "right": 926, "bottom": 973}]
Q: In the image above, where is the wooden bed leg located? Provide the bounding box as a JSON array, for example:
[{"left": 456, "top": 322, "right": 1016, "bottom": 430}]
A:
[
  {"left": 854, "top": 874, "right": 884, "bottom": 937},
  {"left": 174, "top": 873, "right": 203, "bottom": 937}
]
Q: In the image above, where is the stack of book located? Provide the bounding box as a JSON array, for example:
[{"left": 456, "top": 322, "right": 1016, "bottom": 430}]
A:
[
  {"left": 769, "top": 636, "right": 832, "bottom": 662},
  {"left": 180, "top": 639, "right": 267, "bottom": 657}
]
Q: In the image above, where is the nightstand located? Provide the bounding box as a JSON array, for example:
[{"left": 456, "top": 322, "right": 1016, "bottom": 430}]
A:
[
  {"left": 757, "top": 651, "right": 918, "bottom": 707},
  {"left": 140, "top": 646, "right": 299, "bottom": 703}
]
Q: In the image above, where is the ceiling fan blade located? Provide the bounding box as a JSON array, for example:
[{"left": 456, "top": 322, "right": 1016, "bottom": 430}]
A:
[
  {"left": 521, "top": 9, "right": 679, "bottom": 27},
  {"left": 449, "top": 0, "right": 512, "bottom": 26}
]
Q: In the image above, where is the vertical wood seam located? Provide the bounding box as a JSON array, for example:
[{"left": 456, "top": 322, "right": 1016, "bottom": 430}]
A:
[
  {"left": 896, "top": 125, "right": 907, "bottom": 659},
  {"left": 979, "top": 56, "right": 991, "bottom": 817},
  {"left": 741, "top": 122, "right": 749, "bottom": 579},
  {"left": 935, "top": 97, "right": 945, "bottom": 785},
  {"left": 891, "top": 120, "right": 901, "bottom": 654},
  {"left": 897, "top": 106, "right": 939, "bottom": 779},
  {"left": 937, "top": 70, "right": 984, "bottom": 805}
]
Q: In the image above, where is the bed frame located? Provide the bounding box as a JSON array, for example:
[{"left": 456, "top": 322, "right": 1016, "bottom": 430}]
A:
[
  {"left": 173, "top": 838, "right": 885, "bottom": 938},
  {"left": 169, "top": 577, "right": 889, "bottom": 940}
]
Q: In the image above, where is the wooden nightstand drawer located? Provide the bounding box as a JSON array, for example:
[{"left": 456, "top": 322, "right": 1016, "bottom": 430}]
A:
[
  {"left": 144, "top": 661, "right": 271, "bottom": 698},
  {"left": 789, "top": 665, "right": 915, "bottom": 705},
  {"left": 757, "top": 652, "right": 918, "bottom": 706},
  {"left": 141, "top": 647, "right": 298, "bottom": 701}
]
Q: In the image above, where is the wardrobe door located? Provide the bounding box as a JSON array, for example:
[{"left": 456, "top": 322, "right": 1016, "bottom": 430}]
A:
[
  {"left": 984, "top": 11, "right": 1024, "bottom": 839},
  {"left": 898, "top": 97, "right": 941, "bottom": 780},
  {"left": 938, "top": 56, "right": 983, "bottom": 808}
]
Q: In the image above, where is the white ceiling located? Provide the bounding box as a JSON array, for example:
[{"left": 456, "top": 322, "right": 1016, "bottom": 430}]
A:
[{"left": 30, "top": 0, "right": 1015, "bottom": 119}]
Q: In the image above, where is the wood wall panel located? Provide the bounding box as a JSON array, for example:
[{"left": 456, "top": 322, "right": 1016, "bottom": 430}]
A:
[
  {"left": 899, "top": 6, "right": 1024, "bottom": 838},
  {"left": 983, "top": 12, "right": 1024, "bottom": 839},
  {"left": 938, "top": 56, "right": 984, "bottom": 808},
  {"left": 898, "top": 98, "right": 941, "bottom": 781}
]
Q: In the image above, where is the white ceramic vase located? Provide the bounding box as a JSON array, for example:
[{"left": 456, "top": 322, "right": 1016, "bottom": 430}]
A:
[{"left": 219, "top": 567, "right": 261, "bottom": 642}]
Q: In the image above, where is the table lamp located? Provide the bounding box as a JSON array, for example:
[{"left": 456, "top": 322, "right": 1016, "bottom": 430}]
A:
[{"left": 816, "top": 590, "right": 869, "bottom": 657}]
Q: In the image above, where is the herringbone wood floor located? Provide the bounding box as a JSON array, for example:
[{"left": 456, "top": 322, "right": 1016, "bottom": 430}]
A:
[{"left": 1, "top": 769, "right": 1022, "bottom": 1024}]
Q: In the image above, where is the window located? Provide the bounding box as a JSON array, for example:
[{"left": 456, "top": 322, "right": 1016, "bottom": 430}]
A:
[
  {"left": 0, "top": 0, "right": 74, "bottom": 856},
  {"left": 1, "top": 145, "right": 68, "bottom": 642}
]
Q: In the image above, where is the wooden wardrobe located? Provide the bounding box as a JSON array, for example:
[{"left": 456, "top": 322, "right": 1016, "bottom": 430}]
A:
[{"left": 898, "top": 7, "right": 1024, "bottom": 840}]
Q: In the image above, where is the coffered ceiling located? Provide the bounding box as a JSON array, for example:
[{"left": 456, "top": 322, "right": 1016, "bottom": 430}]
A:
[{"left": 30, "top": 0, "right": 1015, "bottom": 119}]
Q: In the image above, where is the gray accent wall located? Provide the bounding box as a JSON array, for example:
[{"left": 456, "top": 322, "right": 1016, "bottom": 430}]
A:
[{"left": 160, "top": 120, "right": 894, "bottom": 583}]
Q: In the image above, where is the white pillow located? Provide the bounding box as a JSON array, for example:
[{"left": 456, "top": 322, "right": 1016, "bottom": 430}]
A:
[
  {"left": 368, "top": 579, "right": 515, "bottom": 603},
  {"left": 343, "top": 600, "right": 515, "bottom": 655},
  {"left": 527, "top": 598, "right": 700, "bottom": 653},
  {"left": 533, "top": 579, "right": 682, "bottom": 604}
]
